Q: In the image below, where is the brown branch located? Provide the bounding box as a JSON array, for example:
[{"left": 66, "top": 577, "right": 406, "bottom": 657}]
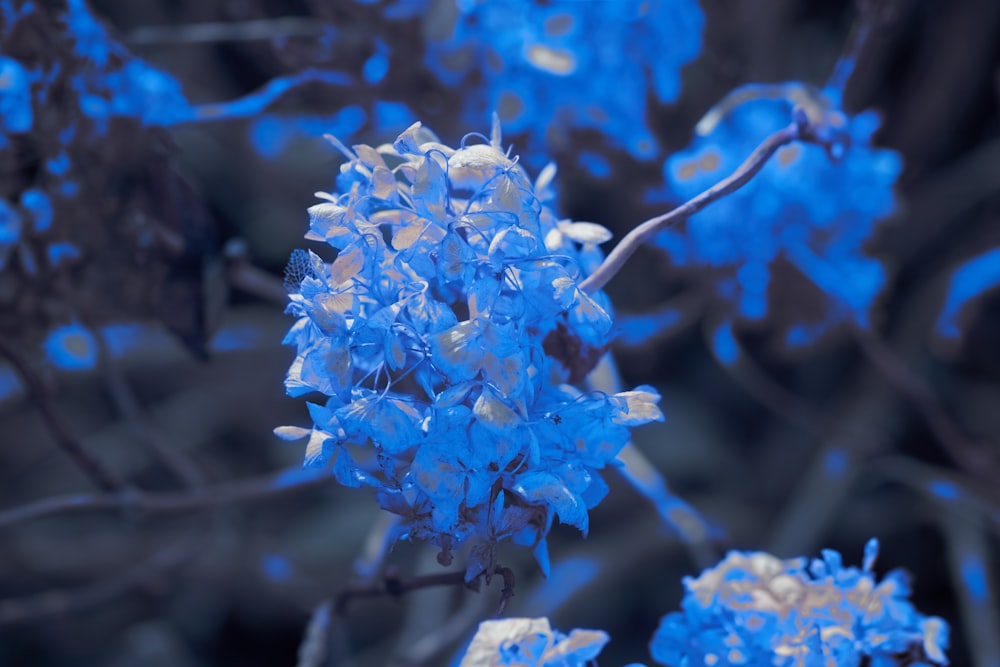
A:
[
  {"left": 93, "top": 329, "right": 207, "bottom": 489},
  {"left": 491, "top": 565, "right": 515, "bottom": 617},
  {"left": 225, "top": 240, "right": 290, "bottom": 306},
  {"left": 335, "top": 567, "right": 465, "bottom": 614},
  {"left": 125, "top": 17, "right": 325, "bottom": 45},
  {"left": 0, "top": 533, "right": 198, "bottom": 626},
  {"left": 704, "top": 318, "right": 826, "bottom": 435},
  {"left": 0, "top": 335, "right": 125, "bottom": 493},
  {"left": 0, "top": 466, "right": 334, "bottom": 530},
  {"left": 851, "top": 326, "right": 1000, "bottom": 482},
  {"left": 580, "top": 109, "right": 825, "bottom": 294},
  {"left": 334, "top": 565, "right": 516, "bottom": 617}
]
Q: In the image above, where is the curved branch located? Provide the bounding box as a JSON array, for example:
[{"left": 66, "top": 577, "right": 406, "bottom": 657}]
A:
[
  {"left": 0, "top": 336, "right": 125, "bottom": 493},
  {"left": 0, "top": 467, "right": 335, "bottom": 530},
  {"left": 580, "top": 111, "right": 820, "bottom": 294}
]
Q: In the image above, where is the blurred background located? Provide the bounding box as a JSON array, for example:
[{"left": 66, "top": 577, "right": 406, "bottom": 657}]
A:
[{"left": 1, "top": 0, "right": 998, "bottom": 665}]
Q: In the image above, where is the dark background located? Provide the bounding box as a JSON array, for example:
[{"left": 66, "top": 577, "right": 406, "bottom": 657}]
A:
[{"left": 1, "top": 0, "right": 998, "bottom": 665}]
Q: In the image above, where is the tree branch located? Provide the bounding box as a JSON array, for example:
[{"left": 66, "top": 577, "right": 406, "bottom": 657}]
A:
[
  {"left": 851, "top": 325, "right": 1000, "bottom": 481},
  {"left": 0, "top": 335, "right": 125, "bottom": 493},
  {"left": 580, "top": 110, "right": 821, "bottom": 294},
  {"left": 0, "top": 466, "right": 334, "bottom": 530}
]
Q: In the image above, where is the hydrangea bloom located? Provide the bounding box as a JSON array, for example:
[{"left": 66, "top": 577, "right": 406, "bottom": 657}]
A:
[
  {"left": 458, "top": 617, "right": 610, "bottom": 667},
  {"left": 650, "top": 539, "right": 949, "bottom": 667},
  {"left": 652, "top": 84, "right": 902, "bottom": 348},
  {"left": 423, "top": 0, "right": 704, "bottom": 171},
  {"left": 279, "top": 118, "right": 664, "bottom": 572}
]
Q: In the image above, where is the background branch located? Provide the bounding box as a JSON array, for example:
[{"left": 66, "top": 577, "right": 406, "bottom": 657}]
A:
[{"left": 0, "top": 336, "right": 125, "bottom": 494}]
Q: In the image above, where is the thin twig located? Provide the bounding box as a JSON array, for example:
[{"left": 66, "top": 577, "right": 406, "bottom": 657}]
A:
[
  {"left": 296, "top": 601, "right": 333, "bottom": 667},
  {"left": 94, "top": 330, "right": 207, "bottom": 489},
  {"left": 391, "top": 584, "right": 490, "bottom": 667},
  {"left": 335, "top": 567, "right": 466, "bottom": 614},
  {"left": 334, "top": 565, "right": 515, "bottom": 617},
  {"left": 0, "top": 466, "right": 334, "bottom": 530},
  {"left": 0, "top": 336, "right": 125, "bottom": 493},
  {"left": 580, "top": 111, "right": 820, "bottom": 294},
  {"left": 764, "top": 373, "right": 905, "bottom": 557},
  {"left": 0, "top": 532, "right": 197, "bottom": 626},
  {"left": 867, "top": 456, "right": 1000, "bottom": 528},
  {"left": 491, "top": 565, "right": 515, "bottom": 617},
  {"left": 851, "top": 325, "right": 1000, "bottom": 481},
  {"left": 354, "top": 511, "right": 403, "bottom": 581},
  {"left": 704, "top": 319, "right": 826, "bottom": 435},
  {"left": 125, "top": 17, "right": 326, "bottom": 45},
  {"left": 940, "top": 513, "right": 1000, "bottom": 667},
  {"left": 226, "top": 240, "right": 290, "bottom": 307}
]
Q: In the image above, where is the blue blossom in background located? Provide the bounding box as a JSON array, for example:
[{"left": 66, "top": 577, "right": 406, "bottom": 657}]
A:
[
  {"left": 0, "top": 54, "right": 34, "bottom": 141},
  {"left": 422, "top": 0, "right": 704, "bottom": 172},
  {"left": 652, "top": 84, "right": 902, "bottom": 349},
  {"left": 457, "top": 617, "right": 611, "bottom": 667},
  {"left": 650, "top": 539, "right": 949, "bottom": 667},
  {"left": 42, "top": 321, "right": 99, "bottom": 371},
  {"left": 279, "top": 118, "right": 664, "bottom": 571},
  {"left": 60, "top": 0, "right": 193, "bottom": 129},
  {"left": 0, "top": 0, "right": 366, "bottom": 353},
  {"left": 934, "top": 245, "right": 1000, "bottom": 341}
]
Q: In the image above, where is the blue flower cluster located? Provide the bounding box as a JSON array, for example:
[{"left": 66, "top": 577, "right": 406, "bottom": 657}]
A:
[
  {"left": 0, "top": 0, "right": 189, "bottom": 274},
  {"left": 458, "top": 617, "right": 611, "bottom": 667},
  {"left": 2, "top": 0, "right": 365, "bottom": 356},
  {"left": 62, "top": 0, "right": 193, "bottom": 129},
  {"left": 279, "top": 119, "right": 664, "bottom": 572},
  {"left": 650, "top": 539, "right": 949, "bottom": 667},
  {"left": 422, "top": 0, "right": 704, "bottom": 172},
  {"left": 652, "top": 84, "right": 903, "bottom": 348},
  {"left": 0, "top": 54, "right": 34, "bottom": 142}
]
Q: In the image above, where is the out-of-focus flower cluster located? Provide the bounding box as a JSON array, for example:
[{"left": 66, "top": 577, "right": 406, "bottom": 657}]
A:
[
  {"left": 420, "top": 0, "right": 704, "bottom": 173},
  {"left": 652, "top": 84, "right": 903, "bottom": 349},
  {"left": 0, "top": 0, "right": 217, "bottom": 353},
  {"left": 279, "top": 119, "right": 664, "bottom": 572},
  {"left": 650, "top": 539, "right": 949, "bottom": 667},
  {"left": 458, "top": 617, "right": 612, "bottom": 667}
]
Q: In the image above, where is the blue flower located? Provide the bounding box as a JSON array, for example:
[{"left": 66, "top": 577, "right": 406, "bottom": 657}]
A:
[
  {"left": 934, "top": 245, "right": 1000, "bottom": 341},
  {"left": 422, "top": 0, "right": 704, "bottom": 172},
  {"left": 459, "top": 617, "right": 610, "bottom": 667},
  {"left": 280, "top": 118, "right": 664, "bottom": 570},
  {"left": 650, "top": 539, "right": 949, "bottom": 667},
  {"left": 652, "top": 84, "right": 902, "bottom": 346},
  {"left": 43, "top": 321, "right": 99, "bottom": 371},
  {"left": 0, "top": 55, "right": 34, "bottom": 139}
]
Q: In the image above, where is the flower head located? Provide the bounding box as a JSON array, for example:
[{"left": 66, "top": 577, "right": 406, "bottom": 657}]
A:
[
  {"left": 280, "top": 118, "right": 664, "bottom": 571},
  {"left": 650, "top": 539, "right": 949, "bottom": 667}
]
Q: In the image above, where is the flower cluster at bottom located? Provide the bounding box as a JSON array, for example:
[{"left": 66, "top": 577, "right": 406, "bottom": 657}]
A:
[
  {"left": 651, "top": 539, "right": 948, "bottom": 667},
  {"left": 279, "top": 118, "right": 663, "bottom": 574},
  {"left": 455, "top": 540, "right": 948, "bottom": 667}
]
